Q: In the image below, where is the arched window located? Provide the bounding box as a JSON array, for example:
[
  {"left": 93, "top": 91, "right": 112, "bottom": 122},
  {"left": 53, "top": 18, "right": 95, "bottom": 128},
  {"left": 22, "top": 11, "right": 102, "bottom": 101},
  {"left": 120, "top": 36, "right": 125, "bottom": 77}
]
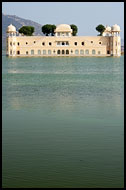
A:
[
  {"left": 92, "top": 49, "right": 96, "bottom": 54},
  {"left": 31, "top": 50, "right": 34, "bottom": 55},
  {"left": 57, "top": 42, "right": 60, "bottom": 46},
  {"left": 80, "top": 50, "right": 84, "bottom": 55},
  {"left": 62, "top": 50, "right": 65, "bottom": 54},
  {"left": 71, "top": 50, "right": 73, "bottom": 54},
  {"left": 57, "top": 50, "right": 60, "bottom": 54},
  {"left": 75, "top": 50, "right": 79, "bottom": 55},
  {"left": 10, "top": 50, "right": 12, "bottom": 55},
  {"left": 26, "top": 51, "right": 28, "bottom": 55},
  {"left": 38, "top": 50, "right": 41, "bottom": 55},
  {"left": 66, "top": 50, "right": 69, "bottom": 54},
  {"left": 62, "top": 42, "right": 65, "bottom": 46},
  {"left": 85, "top": 49, "right": 89, "bottom": 54},
  {"left": 66, "top": 41, "right": 69, "bottom": 45},
  {"left": 43, "top": 50, "right": 46, "bottom": 55},
  {"left": 17, "top": 51, "right": 20, "bottom": 55},
  {"left": 48, "top": 50, "right": 51, "bottom": 55},
  {"left": 81, "top": 42, "right": 84, "bottom": 46},
  {"left": 98, "top": 51, "right": 101, "bottom": 55}
]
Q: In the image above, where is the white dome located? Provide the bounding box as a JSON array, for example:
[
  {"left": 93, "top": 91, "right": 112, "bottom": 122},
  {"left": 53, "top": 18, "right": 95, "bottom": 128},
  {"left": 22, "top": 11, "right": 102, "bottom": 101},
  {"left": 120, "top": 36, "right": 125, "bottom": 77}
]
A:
[
  {"left": 6, "top": 24, "right": 16, "bottom": 33},
  {"left": 105, "top": 25, "right": 111, "bottom": 32},
  {"left": 111, "top": 24, "right": 120, "bottom": 32},
  {"left": 55, "top": 24, "right": 72, "bottom": 32}
]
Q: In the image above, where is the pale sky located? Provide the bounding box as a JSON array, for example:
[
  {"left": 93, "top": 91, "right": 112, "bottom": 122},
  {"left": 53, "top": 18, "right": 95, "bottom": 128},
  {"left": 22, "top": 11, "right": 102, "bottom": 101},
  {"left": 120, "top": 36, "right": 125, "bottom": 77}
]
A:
[{"left": 2, "top": 2, "right": 124, "bottom": 38}]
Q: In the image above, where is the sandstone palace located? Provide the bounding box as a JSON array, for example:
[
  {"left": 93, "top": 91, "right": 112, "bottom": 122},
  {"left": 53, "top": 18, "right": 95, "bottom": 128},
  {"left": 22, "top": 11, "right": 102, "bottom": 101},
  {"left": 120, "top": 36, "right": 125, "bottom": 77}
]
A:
[{"left": 6, "top": 24, "right": 121, "bottom": 57}]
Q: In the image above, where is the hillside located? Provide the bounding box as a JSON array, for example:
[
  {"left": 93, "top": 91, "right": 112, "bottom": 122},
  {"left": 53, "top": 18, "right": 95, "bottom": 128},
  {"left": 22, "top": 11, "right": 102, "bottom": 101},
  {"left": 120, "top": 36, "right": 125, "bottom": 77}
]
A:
[
  {"left": 2, "top": 13, "right": 124, "bottom": 51},
  {"left": 2, "top": 13, "right": 43, "bottom": 48}
]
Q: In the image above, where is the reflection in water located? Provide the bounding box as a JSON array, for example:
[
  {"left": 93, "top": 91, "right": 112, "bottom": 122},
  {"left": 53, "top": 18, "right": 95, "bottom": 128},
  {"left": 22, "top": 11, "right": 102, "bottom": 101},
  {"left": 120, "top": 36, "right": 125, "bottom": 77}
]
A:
[{"left": 2, "top": 56, "right": 124, "bottom": 188}]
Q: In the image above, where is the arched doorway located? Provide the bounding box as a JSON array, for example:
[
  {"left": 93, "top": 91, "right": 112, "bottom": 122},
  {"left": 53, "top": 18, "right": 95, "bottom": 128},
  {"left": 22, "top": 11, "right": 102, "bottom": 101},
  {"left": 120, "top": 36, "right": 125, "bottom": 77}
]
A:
[
  {"left": 57, "top": 50, "right": 60, "bottom": 54},
  {"left": 62, "top": 50, "right": 65, "bottom": 54},
  {"left": 85, "top": 49, "right": 89, "bottom": 55},
  {"left": 75, "top": 49, "right": 79, "bottom": 55},
  {"left": 17, "top": 51, "right": 20, "bottom": 55},
  {"left": 31, "top": 50, "right": 34, "bottom": 55},
  {"left": 66, "top": 50, "right": 69, "bottom": 54},
  {"left": 80, "top": 50, "right": 84, "bottom": 55},
  {"left": 92, "top": 49, "right": 96, "bottom": 55}
]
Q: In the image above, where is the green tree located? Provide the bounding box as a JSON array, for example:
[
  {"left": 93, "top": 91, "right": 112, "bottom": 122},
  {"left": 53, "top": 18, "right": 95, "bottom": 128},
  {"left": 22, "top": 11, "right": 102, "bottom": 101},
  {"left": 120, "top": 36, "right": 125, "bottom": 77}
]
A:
[
  {"left": 42, "top": 24, "right": 56, "bottom": 36},
  {"left": 96, "top": 24, "right": 105, "bottom": 36},
  {"left": 18, "top": 26, "right": 34, "bottom": 36},
  {"left": 50, "top": 25, "right": 56, "bottom": 36},
  {"left": 42, "top": 24, "right": 52, "bottom": 36},
  {"left": 70, "top": 24, "right": 78, "bottom": 36}
]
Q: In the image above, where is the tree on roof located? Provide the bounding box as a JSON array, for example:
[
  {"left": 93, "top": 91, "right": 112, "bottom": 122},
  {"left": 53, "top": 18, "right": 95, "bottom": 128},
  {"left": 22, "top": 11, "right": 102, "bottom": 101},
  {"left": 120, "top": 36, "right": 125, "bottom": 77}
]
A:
[
  {"left": 96, "top": 24, "right": 105, "bottom": 36},
  {"left": 70, "top": 24, "right": 78, "bottom": 36},
  {"left": 18, "top": 26, "right": 34, "bottom": 36},
  {"left": 42, "top": 24, "right": 56, "bottom": 36},
  {"left": 50, "top": 25, "right": 56, "bottom": 36}
]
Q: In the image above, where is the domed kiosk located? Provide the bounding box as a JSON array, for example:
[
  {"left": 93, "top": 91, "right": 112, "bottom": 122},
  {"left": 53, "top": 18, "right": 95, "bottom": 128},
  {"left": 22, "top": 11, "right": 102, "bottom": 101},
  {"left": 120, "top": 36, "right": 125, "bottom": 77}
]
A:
[
  {"left": 111, "top": 24, "right": 120, "bottom": 32},
  {"left": 111, "top": 24, "right": 120, "bottom": 36},
  {"left": 6, "top": 24, "right": 17, "bottom": 36},
  {"left": 102, "top": 25, "right": 111, "bottom": 36},
  {"left": 106, "top": 26, "right": 111, "bottom": 32},
  {"left": 54, "top": 24, "right": 72, "bottom": 37}
]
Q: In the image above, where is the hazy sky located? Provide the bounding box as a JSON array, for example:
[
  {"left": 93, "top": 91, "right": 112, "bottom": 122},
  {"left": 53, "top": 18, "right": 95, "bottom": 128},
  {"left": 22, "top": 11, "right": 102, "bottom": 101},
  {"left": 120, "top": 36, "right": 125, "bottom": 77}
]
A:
[{"left": 2, "top": 2, "right": 124, "bottom": 38}]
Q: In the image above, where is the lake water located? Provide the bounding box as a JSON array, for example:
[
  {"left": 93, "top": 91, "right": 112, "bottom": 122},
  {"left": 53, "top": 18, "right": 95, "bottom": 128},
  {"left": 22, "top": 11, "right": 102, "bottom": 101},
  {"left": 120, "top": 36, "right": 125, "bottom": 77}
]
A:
[{"left": 2, "top": 55, "right": 124, "bottom": 188}]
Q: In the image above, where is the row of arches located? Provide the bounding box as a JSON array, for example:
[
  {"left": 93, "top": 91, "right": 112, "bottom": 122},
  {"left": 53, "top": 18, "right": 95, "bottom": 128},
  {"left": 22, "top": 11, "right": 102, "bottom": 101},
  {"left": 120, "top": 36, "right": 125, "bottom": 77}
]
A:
[
  {"left": 57, "top": 49, "right": 69, "bottom": 54},
  {"left": 14, "top": 49, "right": 102, "bottom": 56},
  {"left": 57, "top": 49, "right": 98, "bottom": 55}
]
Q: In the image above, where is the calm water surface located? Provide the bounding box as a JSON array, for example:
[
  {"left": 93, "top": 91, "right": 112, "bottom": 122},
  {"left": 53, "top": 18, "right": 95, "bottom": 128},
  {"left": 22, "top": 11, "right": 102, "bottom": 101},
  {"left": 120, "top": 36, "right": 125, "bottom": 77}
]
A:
[{"left": 2, "top": 55, "right": 124, "bottom": 188}]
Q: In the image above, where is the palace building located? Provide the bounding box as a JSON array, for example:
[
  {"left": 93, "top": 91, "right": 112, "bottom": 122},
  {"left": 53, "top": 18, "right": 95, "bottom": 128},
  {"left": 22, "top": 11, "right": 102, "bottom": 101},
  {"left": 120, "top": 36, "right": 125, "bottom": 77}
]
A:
[{"left": 6, "top": 24, "right": 121, "bottom": 57}]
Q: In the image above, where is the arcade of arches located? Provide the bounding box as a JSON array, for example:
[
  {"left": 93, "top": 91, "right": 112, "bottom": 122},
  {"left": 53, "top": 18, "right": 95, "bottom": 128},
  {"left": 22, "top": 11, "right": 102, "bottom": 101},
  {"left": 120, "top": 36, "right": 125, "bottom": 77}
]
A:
[{"left": 57, "top": 49, "right": 69, "bottom": 55}]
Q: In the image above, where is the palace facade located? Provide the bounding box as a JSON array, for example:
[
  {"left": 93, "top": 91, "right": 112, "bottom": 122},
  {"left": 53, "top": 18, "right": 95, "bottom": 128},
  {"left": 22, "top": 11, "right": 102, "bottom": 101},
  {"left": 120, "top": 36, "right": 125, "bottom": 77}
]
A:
[{"left": 6, "top": 24, "right": 121, "bottom": 57}]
